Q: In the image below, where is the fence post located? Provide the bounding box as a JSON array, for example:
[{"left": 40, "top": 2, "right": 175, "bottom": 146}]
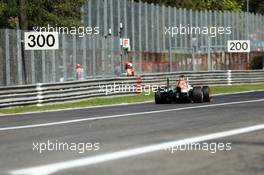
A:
[
  {"left": 207, "top": 36, "right": 212, "bottom": 71},
  {"left": 192, "top": 48, "right": 195, "bottom": 71},
  {"left": 131, "top": 0, "right": 135, "bottom": 65},
  {"left": 87, "top": 0, "right": 91, "bottom": 77},
  {"left": 96, "top": 0, "right": 101, "bottom": 77},
  {"left": 150, "top": 3, "right": 155, "bottom": 52},
  {"left": 156, "top": 5, "right": 160, "bottom": 53},
  {"left": 138, "top": 1, "right": 142, "bottom": 73},
  {"left": 102, "top": 37, "right": 105, "bottom": 77},
  {"left": 173, "top": 7, "right": 177, "bottom": 49},
  {"left": 41, "top": 51, "right": 46, "bottom": 83},
  {"left": 52, "top": 50, "right": 56, "bottom": 82},
  {"left": 31, "top": 50, "right": 36, "bottom": 84},
  {"left": 117, "top": 0, "right": 122, "bottom": 73},
  {"left": 17, "top": 30, "right": 23, "bottom": 85},
  {"left": 161, "top": 5, "right": 165, "bottom": 51},
  {"left": 73, "top": 35, "right": 77, "bottom": 80},
  {"left": 195, "top": 10, "right": 199, "bottom": 50},
  {"left": 183, "top": 8, "right": 187, "bottom": 49},
  {"left": 168, "top": 6, "right": 172, "bottom": 72},
  {"left": 5, "top": 29, "right": 10, "bottom": 86},
  {"left": 92, "top": 36, "right": 96, "bottom": 77},
  {"left": 223, "top": 11, "right": 227, "bottom": 50},
  {"left": 117, "top": 0, "right": 121, "bottom": 37},
  {"left": 110, "top": 0, "right": 114, "bottom": 70},
  {"left": 124, "top": 0, "right": 128, "bottom": 37},
  {"left": 144, "top": 2, "right": 149, "bottom": 51},
  {"left": 62, "top": 34, "right": 67, "bottom": 81},
  {"left": 179, "top": 8, "right": 182, "bottom": 48},
  {"left": 190, "top": 9, "right": 195, "bottom": 71},
  {"left": 82, "top": 35, "right": 87, "bottom": 79}
]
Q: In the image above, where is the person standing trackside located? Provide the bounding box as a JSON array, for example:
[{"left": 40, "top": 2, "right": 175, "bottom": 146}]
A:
[
  {"left": 125, "top": 62, "right": 136, "bottom": 77},
  {"left": 76, "top": 64, "right": 84, "bottom": 80}
]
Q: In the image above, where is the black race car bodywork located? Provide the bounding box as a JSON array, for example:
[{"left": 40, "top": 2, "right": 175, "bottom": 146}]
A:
[{"left": 154, "top": 79, "right": 212, "bottom": 104}]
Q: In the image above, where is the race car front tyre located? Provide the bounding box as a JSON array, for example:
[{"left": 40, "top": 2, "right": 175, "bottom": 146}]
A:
[
  {"left": 155, "top": 91, "right": 163, "bottom": 104},
  {"left": 202, "top": 86, "right": 212, "bottom": 102},
  {"left": 192, "top": 86, "right": 203, "bottom": 103}
]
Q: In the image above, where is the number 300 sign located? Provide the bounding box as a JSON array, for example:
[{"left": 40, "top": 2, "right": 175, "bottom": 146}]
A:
[{"left": 24, "top": 32, "right": 59, "bottom": 50}]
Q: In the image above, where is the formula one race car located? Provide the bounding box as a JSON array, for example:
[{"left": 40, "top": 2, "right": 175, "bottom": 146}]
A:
[{"left": 155, "top": 77, "right": 212, "bottom": 104}]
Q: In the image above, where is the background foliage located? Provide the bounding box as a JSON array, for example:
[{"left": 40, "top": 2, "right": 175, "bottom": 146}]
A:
[{"left": 0, "top": 0, "right": 262, "bottom": 29}]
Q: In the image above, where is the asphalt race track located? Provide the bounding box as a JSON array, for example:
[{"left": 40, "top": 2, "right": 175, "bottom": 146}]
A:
[{"left": 0, "top": 91, "right": 263, "bottom": 175}]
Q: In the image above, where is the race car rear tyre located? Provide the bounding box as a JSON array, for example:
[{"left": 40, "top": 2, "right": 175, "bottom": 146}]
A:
[
  {"left": 192, "top": 86, "right": 203, "bottom": 103},
  {"left": 155, "top": 91, "right": 164, "bottom": 104},
  {"left": 202, "top": 86, "right": 212, "bottom": 102}
]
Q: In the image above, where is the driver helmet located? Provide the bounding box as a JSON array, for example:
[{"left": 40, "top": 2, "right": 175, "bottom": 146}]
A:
[
  {"left": 126, "top": 62, "right": 133, "bottom": 69},
  {"left": 179, "top": 75, "right": 185, "bottom": 81},
  {"left": 76, "top": 64, "right": 81, "bottom": 68}
]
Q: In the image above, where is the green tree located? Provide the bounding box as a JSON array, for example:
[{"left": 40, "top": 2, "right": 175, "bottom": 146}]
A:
[
  {"left": 0, "top": 0, "right": 86, "bottom": 30},
  {"left": 242, "top": 0, "right": 264, "bottom": 14},
  {"left": 135, "top": 0, "right": 242, "bottom": 11},
  {"left": 195, "top": 0, "right": 242, "bottom": 11}
]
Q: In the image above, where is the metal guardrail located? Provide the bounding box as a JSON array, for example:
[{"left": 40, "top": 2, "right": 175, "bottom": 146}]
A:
[{"left": 1, "top": 70, "right": 264, "bottom": 108}]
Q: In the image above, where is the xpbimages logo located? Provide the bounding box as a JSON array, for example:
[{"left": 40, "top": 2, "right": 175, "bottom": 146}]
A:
[
  {"left": 32, "top": 140, "right": 100, "bottom": 154},
  {"left": 165, "top": 142, "right": 232, "bottom": 154},
  {"left": 98, "top": 82, "right": 166, "bottom": 95},
  {"left": 165, "top": 24, "right": 232, "bottom": 38},
  {"left": 32, "top": 24, "right": 100, "bottom": 37}
]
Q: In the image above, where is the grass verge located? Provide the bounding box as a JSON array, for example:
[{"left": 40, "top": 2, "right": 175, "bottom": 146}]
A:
[{"left": 0, "top": 84, "right": 264, "bottom": 115}]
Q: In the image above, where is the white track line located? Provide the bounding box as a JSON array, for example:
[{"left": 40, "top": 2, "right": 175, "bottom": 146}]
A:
[
  {"left": 1, "top": 98, "right": 264, "bottom": 131},
  {"left": 10, "top": 124, "right": 264, "bottom": 175},
  {"left": 213, "top": 90, "right": 264, "bottom": 96}
]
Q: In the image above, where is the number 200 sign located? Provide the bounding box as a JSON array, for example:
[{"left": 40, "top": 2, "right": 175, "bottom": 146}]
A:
[
  {"left": 24, "top": 32, "right": 59, "bottom": 50},
  {"left": 227, "top": 40, "right": 250, "bottom": 53}
]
